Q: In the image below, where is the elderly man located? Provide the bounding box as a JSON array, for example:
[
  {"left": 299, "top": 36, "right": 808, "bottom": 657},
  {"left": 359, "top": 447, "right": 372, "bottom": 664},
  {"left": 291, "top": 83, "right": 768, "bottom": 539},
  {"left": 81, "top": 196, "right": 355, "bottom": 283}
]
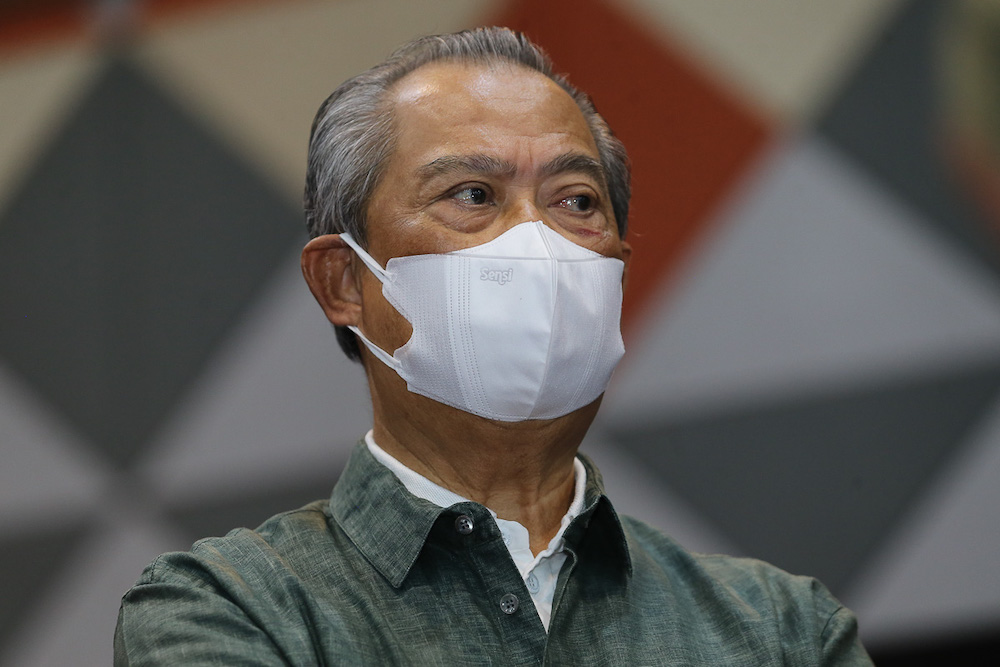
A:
[{"left": 115, "top": 27, "right": 871, "bottom": 665}]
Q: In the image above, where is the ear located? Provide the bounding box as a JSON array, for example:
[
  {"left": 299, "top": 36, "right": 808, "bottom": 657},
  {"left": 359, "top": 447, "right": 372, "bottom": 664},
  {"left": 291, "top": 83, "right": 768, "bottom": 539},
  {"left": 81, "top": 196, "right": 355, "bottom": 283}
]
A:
[
  {"left": 620, "top": 239, "right": 633, "bottom": 292},
  {"left": 301, "top": 234, "right": 362, "bottom": 327}
]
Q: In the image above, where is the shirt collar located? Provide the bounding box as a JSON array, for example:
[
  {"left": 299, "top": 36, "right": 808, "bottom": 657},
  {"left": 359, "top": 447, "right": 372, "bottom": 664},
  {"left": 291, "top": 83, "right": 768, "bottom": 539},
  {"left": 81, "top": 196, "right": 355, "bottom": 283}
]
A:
[
  {"left": 365, "top": 430, "right": 589, "bottom": 573},
  {"left": 364, "top": 431, "right": 471, "bottom": 509},
  {"left": 365, "top": 429, "right": 587, "bottom": 526},
  {"left": 329, "top": 440, "right": 631, "bottom": 588}
]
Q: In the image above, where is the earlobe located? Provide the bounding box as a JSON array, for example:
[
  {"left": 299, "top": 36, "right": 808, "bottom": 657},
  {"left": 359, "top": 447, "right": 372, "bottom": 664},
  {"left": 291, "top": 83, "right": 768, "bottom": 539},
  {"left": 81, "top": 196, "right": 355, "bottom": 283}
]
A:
[{"left": 301, "top": 234, "right": 363, "bottom": 327}]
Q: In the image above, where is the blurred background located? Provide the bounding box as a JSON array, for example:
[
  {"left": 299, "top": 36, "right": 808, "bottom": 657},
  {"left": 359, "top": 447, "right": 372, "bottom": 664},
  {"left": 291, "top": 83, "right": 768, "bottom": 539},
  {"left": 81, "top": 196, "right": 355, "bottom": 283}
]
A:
[{"left": 2, "top": 0, "right": 1000, "bottom": 663}]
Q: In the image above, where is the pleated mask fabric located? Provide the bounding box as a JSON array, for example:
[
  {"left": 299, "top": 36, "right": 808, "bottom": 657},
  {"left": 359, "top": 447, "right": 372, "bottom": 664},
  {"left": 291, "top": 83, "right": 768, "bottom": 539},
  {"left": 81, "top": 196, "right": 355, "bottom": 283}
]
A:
[{"left": 341, "top": 221, "right": 625, "bottom": 421}]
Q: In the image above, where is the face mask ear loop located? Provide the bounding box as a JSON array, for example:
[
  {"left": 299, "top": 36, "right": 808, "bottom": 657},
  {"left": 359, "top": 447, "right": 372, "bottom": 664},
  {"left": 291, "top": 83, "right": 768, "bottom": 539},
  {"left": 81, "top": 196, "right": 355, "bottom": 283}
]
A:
[
  {"left": 339, "top": 232, "right": 390, "bottom": 284},
  {"left": 347, "top": 325, "right": 403, "bottom": 372},
  {"left": 338, "top": 234, "right": 402, "bottom": 371}
]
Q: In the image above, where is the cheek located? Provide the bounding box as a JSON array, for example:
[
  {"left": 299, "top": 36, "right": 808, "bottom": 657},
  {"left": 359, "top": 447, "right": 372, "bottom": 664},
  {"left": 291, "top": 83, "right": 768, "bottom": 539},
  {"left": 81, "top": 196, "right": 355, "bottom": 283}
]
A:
[
  {"left": 361, "top": 273, "right": 414, "bottom": 351},
  {"left": 553, "top": 225, "right": 625, "bottom": 259},
  {"left": 567, "top": 225, "right": 603, "bottom": 240}
]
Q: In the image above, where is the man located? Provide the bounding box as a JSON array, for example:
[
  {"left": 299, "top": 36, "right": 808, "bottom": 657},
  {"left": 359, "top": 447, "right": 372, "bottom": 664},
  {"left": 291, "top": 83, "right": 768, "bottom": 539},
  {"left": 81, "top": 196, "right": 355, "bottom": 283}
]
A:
[{"left": 115, "top": 27, "right": 872, "bottom": 665}]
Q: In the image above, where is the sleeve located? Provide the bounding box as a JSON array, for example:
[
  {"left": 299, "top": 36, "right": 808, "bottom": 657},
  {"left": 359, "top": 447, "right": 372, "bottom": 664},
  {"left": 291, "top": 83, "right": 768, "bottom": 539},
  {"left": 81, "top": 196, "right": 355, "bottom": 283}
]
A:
[
  {"left": 768, "top": 572, "right": 874, "bottom": 666},
  {"left": 113, "top": 555, "right": 287, "bottom": 667},
  {"left": 819, "top": 602, "right": 874, "bottom": 666}
]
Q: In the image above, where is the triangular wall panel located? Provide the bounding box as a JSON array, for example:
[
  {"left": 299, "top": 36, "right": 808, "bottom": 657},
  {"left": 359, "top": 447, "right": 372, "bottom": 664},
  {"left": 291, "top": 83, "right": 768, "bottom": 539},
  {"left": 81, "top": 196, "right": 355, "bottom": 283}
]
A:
[
  {"left": 848, "top": 396, "right": 1000, "bottom": 643},
  {"left": 620, "top": 0, "right": 905, "bottom": 122},
  {"left": 0, "top": 55, "right": 302, "bottom": 467},
  {"left": 607, "top": 361, "right": 1000, "bottom": 593},
  {"left": 138, "top": 250, "right": 371, "bottom": 501},
  {"left": 819, "top": 0, "right": 1000, "bottom": 276},
  {"left": 0, "top": 363, "right": 108, "bottom": 524},
  {"left": 136, "top": 0, "right": 494, "bottom": 199},
  {"left": 0, "top": 45, "right": 99, "bottom": 215},
  {"left": 606, "top": 136, "right": 1000, "bottom": 425}
]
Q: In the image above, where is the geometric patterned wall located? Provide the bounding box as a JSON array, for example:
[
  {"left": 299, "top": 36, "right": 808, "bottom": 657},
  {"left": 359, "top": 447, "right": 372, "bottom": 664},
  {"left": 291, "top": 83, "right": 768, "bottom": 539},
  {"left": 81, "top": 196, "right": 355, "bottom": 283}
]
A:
[{"left": 2, "top": 0, "right": 999, "bottom": 664}]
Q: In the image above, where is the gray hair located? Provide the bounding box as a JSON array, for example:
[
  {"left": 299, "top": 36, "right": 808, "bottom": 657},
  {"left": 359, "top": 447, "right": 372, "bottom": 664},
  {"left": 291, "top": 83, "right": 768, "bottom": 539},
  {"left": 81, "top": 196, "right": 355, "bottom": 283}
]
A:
[{"left": 304, "top": 26, "right": 631, "bottom": 361}]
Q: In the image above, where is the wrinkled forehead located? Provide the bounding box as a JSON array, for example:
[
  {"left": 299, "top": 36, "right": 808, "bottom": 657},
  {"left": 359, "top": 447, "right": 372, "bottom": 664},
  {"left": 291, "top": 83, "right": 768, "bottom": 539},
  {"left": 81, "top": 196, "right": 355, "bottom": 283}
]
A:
[{"left": 382, "top": 60, "right": 600, "bottom": 166}]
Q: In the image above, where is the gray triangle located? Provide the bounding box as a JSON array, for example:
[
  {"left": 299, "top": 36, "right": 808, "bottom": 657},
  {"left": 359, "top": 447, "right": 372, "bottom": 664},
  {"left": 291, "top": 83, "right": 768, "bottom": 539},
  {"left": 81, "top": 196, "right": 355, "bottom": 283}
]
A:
[
  {"left": 163, "top": 463, "right": 344, "bottom": 545},
  {"left": 0, "top": 523, "right": 91, "bottom": 658},
  {"left": 817, "top": 0, "right": 1000, "bottom": 276},
  {"left": 0, "top": 55, "right": 302, "bottom": 466},
  {"left": 606, "top": 136, "right": 1000, "bottom": 426},
  {"left": 606, "top": 361, "right": 1000, "bottom": 594}
]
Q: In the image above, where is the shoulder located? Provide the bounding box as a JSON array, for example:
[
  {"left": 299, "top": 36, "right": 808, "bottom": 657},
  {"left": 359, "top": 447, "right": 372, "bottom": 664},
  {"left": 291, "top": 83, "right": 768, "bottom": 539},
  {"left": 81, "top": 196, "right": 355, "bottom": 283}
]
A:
[
  {"left": 618, "top": 515, "right": 871, "bottom": 665},
  {"left": 621, "top": 514, "right": 830, "bottom": 603},
  {"left": 138, "top": 499, "right": 335, "bottom": 588},
  {"left": 115, "top": 500, "right": 347, "bottom": 665},
  {"left": 199, "top": 499, "right": 335, "bottom": 565}
]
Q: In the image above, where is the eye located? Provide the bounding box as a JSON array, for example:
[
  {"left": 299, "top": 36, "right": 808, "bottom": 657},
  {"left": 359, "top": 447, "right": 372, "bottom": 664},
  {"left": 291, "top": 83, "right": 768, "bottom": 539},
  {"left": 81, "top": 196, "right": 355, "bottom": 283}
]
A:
[
  {"left": 451, "top": 186, "right": 490, "bottom": 206},
  {"left": 557, "top": 194, "right": 593, "bottom": 212}
]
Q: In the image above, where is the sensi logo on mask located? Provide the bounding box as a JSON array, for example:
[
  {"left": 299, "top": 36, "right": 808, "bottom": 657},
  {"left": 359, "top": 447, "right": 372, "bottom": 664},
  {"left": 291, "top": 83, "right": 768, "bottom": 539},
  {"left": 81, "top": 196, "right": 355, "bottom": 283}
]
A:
[{"left": 480, "top": 267, "right": 513, "bottom": 285}]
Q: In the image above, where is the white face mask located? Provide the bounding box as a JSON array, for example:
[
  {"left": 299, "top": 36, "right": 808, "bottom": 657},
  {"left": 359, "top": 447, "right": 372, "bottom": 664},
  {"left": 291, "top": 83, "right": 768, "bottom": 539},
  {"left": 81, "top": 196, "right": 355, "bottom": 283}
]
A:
[{"left": 340, "top": 221, "right": 626, "bottom": 421}]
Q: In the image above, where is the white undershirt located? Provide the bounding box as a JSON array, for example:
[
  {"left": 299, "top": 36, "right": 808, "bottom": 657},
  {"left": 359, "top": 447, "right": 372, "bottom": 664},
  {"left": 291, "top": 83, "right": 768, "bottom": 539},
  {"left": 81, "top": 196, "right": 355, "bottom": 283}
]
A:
[{"left": 364, "top": 430, "right": 586, "bottom": 631}]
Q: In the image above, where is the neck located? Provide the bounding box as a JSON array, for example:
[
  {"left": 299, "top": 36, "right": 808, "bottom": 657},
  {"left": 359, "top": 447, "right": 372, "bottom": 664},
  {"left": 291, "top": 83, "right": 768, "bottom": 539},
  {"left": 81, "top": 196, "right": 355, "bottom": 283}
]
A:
[{"left": 368, "top": 363, "right": 600, "bottom": 555}]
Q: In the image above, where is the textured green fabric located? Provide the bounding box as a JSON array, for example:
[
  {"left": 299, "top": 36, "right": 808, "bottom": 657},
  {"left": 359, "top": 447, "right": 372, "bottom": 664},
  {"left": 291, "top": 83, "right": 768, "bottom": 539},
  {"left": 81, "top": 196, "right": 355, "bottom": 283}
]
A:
[{"left": 115, "top": 442, "right": 873, "bottom": 665}]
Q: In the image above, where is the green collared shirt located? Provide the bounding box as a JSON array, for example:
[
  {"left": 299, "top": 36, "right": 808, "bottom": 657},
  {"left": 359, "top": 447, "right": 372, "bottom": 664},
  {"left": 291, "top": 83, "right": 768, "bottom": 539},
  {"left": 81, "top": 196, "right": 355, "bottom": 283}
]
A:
[{"left": 115, "top": 442, "right": 872, "bottom": 665}]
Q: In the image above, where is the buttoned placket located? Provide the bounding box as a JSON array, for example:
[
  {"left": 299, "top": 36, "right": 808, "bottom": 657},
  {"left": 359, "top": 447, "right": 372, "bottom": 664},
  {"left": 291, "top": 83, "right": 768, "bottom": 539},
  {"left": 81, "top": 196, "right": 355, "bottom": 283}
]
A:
[
  {"left": 447, "top": 505, "right": 550, "bottom": 663},
  {"left": 497, "top": 525, "right": 542, "bottom": 601},
  {"left": 365, "top": 432, "right": 585, "bottom": 632},
  {"left": 330, "top": 441, "right": 635, "bottom": 665},
  {"left": 493, "top": 514, "right": 574, "bottom": 631}
]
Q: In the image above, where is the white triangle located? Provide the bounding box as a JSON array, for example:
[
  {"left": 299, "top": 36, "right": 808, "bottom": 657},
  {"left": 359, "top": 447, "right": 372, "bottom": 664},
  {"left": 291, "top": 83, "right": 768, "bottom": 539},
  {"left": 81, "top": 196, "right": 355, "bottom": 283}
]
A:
[
  {"left": 0, "top": 46, "right": 101, "bottom": 217},
  {"left": 0, "top": 362, "right": 109, "bottom": 528},
  {"left": 845, "top": 395, "right": 1000, "bottom": 644},
  {"left": 134, "top": 0, "right": 494, "bottom": 202},
  {"left": 618, "top": 0, "right": 904, "bottom": 122},
  {"left": 138, "top": 248, "right": 372, "bottom": 503},
  {"left": 606, "top": 136, "right": 1000, "bottom": 426}
]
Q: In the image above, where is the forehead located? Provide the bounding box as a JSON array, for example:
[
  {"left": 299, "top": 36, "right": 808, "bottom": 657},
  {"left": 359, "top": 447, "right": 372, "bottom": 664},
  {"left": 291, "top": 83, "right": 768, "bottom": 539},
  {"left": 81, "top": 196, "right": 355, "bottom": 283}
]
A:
[{"left": 384, "top": 60, "right": 599, "bottom": 164}]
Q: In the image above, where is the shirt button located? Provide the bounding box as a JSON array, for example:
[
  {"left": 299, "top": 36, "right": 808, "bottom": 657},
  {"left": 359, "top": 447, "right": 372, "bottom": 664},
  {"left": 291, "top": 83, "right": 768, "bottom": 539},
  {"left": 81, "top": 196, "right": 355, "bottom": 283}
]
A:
[
  {"left": 454, "top": 514, "right": 475, "bottom": 535},
  {"left": 525, "top": 572, "right": 539, "bottom": 594},
  {"left": 499, "top": 593, "right": 519, "bottom": 615}
]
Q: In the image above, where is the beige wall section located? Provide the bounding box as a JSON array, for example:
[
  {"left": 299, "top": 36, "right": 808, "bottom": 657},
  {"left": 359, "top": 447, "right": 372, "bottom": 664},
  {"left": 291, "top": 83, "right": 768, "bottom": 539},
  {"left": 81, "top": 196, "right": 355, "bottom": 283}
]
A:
[
  {"left": 619, "top": 0, "right": 904, "bottom": 123},
  {"left": 0, "top": 48, "right": 101, "bottom": 218},
  {"left": 135, "top": 0, "right": 495, "bottom": 204}
]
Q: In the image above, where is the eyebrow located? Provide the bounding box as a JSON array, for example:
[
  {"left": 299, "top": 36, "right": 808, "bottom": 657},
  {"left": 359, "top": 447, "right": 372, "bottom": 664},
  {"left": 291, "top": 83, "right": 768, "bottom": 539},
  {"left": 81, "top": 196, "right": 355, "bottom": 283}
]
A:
[
  {"left": 417, "top": 154, "right": 517, "bottom": 180},
  {"left": 416, "top": 152, "right": 607, "bottom": 186},
  {"left": 539, "top": 153, "right": 607, "bottom": 187}
]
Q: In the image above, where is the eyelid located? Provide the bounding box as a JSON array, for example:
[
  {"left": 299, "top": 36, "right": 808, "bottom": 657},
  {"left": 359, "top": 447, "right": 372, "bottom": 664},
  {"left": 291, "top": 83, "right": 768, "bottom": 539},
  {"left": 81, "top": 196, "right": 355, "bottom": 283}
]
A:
[
  {"left": 446, "top": 181, "right": 490, "bottom": 194},
  {"left": 551, "top": 176, "right": 600, "bottom": 195},
  {"left": 551, "top": 182, "right": 600, "bottom": 205}
]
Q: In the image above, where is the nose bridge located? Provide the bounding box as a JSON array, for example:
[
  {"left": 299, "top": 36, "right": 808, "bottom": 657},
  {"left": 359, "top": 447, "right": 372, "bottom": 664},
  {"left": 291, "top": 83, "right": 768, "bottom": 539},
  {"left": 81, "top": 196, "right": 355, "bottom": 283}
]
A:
[{"left": 501, "top": 188, "right": 547, "bottom": 230}]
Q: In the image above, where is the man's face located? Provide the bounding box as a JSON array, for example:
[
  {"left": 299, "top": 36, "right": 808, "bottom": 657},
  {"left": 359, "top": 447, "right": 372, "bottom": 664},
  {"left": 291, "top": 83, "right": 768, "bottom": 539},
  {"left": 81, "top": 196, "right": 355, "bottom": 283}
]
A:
[{"left": 357, "top": 60, "right": 630, "bottom": 355}]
